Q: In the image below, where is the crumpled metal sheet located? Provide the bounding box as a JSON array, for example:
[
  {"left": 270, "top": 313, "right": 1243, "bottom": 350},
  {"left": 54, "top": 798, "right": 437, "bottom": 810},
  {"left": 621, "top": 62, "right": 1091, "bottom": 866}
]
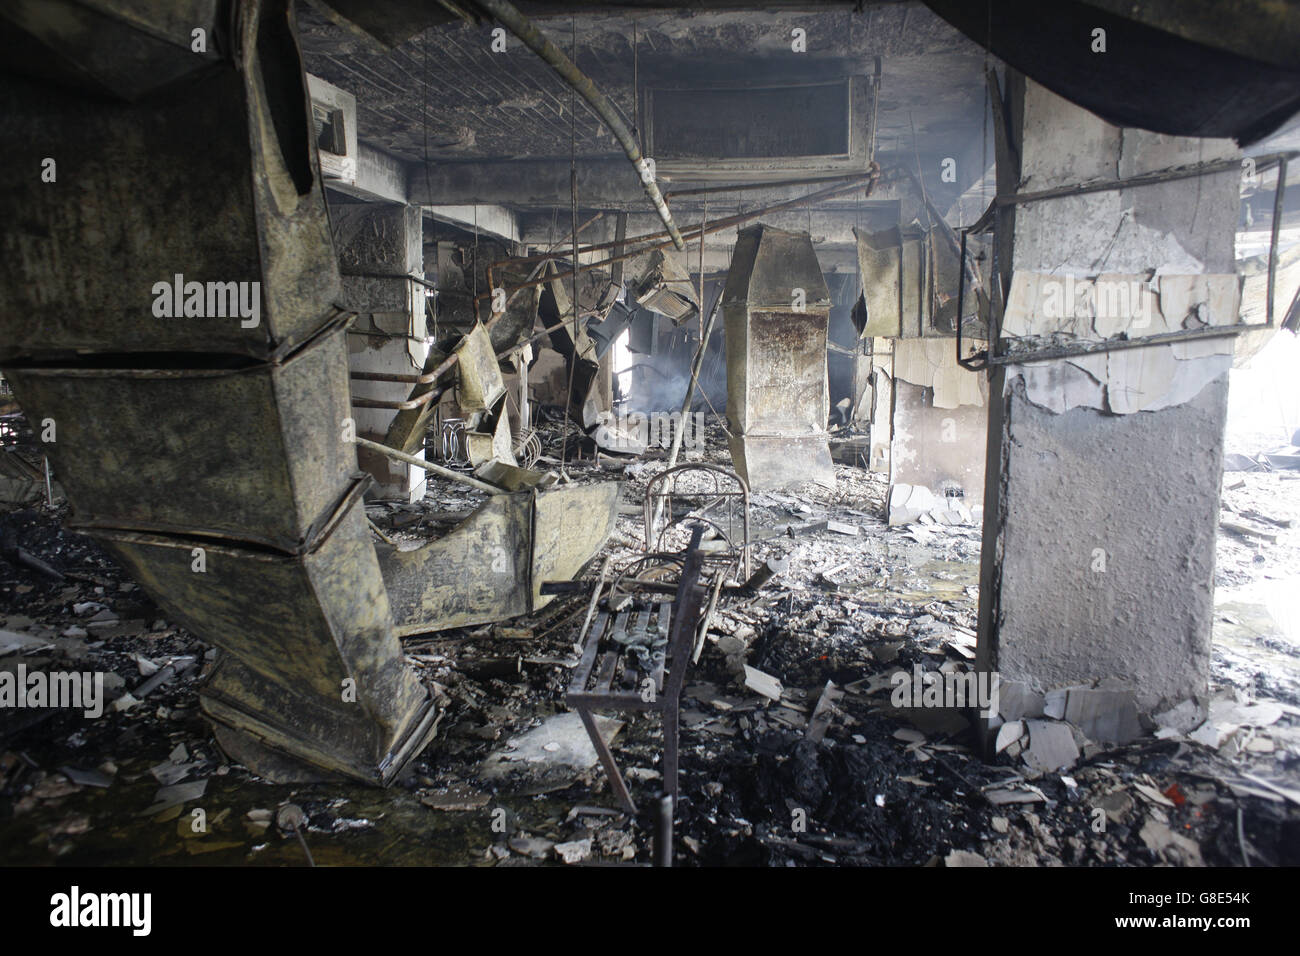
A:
[
  {"left": 455, "top": 321, "right": 508, "bottom": 421},
  {"left": 0, "top": 2, "right": 340, "bottom": 362},
  {"left": 94, "top": 491, "right": 437, "bottom": 784},
  {"left": 0, "top": 0, "right": 433, "bottom": 786},
  {"left": 631, "top": 249, "right": 698, "bottom": 324},
  {"left": 3, "top": 323, "right": 357, "bottom": 553},
  {"left": 379, "top": 482, "right": 620, "bottom": 634}
]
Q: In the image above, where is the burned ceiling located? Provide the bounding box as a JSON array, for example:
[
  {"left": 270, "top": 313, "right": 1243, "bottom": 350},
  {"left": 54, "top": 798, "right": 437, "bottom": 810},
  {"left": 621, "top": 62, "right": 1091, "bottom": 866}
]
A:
[{"left": 296, "top": 2, "right": 988, "bottom": 194}]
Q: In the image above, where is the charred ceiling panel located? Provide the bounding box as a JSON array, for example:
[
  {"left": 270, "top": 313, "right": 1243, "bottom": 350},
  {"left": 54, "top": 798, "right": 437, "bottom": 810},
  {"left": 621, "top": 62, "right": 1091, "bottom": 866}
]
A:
[{"left": 646, "top": 82, "right": 851, "bottom": 160}]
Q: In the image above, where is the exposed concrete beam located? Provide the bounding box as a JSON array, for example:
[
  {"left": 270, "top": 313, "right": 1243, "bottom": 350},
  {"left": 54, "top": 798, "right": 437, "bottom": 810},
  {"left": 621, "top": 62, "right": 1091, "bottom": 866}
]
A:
[
  {"left": 424, "top": 204, "right": 520, "bottom": 245},
  {"left": 408, "top": 147, "right": 971, "bottom": 210},
  {"left": 325, "top": 142, "right": 408, "bottom": 205}
]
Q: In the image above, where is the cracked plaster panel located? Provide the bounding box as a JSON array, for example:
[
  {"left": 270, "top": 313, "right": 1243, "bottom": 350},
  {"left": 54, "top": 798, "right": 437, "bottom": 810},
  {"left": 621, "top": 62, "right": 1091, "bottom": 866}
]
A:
[
  {"left": 1011, "top": 82, "right": 1241, "bottom": 277},
  {"left": 891, "top": 337, "right": 986, "bottom": 409},
  {"left": 1010, "top": 343, "right": 1233, "bottom": 416},
  {"left": 1002, "top": 271, "right": 1239, "bottom": 414},
  {"left": 1000, "top": 86, "right": 1243, "bottom": 420}
]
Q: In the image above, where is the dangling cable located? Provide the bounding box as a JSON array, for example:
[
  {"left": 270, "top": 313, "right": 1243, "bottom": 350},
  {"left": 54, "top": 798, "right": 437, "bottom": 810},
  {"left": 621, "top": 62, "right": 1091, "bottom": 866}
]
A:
[{"left": 559, "top": 15, "right": 580, "bottom": 476}]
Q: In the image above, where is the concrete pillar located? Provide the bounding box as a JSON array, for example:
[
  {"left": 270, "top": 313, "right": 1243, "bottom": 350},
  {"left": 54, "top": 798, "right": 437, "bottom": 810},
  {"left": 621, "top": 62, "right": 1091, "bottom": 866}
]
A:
[
  {"left": 978, "top": 77, "right": 1242, "bottom": 726},
  {"left": 333, "top": 202, "right": 430, "bottom": 501}
]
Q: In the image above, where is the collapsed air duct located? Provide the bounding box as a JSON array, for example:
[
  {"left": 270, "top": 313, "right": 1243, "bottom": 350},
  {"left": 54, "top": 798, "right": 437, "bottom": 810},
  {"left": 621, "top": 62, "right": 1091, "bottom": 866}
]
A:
[
  {"left": 723, "top": 224, "right": 835, "bottom": 490},
  {"left": 0, "top": 0, "right": 437, "bottom": 784}
]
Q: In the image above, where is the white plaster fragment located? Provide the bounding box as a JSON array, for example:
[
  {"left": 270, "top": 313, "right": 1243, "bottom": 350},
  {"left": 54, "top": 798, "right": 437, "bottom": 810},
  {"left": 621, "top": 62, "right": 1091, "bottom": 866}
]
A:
[{"left": 891, "top": 338, "right": 985, "bottom": 409}]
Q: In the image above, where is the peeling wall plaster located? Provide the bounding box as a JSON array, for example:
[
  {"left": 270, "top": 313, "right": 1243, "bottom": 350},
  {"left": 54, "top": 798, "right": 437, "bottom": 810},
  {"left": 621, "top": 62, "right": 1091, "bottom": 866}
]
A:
[
  {"left": 891, "top": 337, "right": 987, "bottom": 408},
  {"left": 1002, "top": 271, "right": 1239, "bottom": 414},
  {"left": 1001, "top": 83, "right": 1243, "bottom": 418}
]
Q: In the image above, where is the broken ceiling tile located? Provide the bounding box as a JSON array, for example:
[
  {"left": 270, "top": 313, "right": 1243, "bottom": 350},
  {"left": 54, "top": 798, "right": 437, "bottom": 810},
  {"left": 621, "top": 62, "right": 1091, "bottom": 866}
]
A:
[
  {"left": 997, "top": 680, "right": 1045, "bottom": 722},
  {"left": 1061, "top": 687, "right": 1142, "bottom": 744},
  {"left": 994, "top": 720, "right": 1025, "bottom": 755},
  {"left": 742, "top": 665, "right": 783, "bottom": 702},
  {"left": 554, "top": 837, "right": 593, "bottom": 865},
  {"left": 1021, "top": 719, "right": 1080, "bottom": 772}
]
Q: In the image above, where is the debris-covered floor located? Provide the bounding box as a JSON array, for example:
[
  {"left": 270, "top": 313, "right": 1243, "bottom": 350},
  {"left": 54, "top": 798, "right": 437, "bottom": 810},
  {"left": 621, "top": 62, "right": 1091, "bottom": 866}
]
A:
[{"left": 2, "top": 418, "right": 1298, "bottom": 866}]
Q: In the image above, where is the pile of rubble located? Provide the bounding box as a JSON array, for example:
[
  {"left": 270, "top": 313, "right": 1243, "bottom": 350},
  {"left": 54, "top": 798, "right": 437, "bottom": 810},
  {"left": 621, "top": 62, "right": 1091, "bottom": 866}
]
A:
[{"left": 2, "top": 415, "right": 1298, "bottom": 866}]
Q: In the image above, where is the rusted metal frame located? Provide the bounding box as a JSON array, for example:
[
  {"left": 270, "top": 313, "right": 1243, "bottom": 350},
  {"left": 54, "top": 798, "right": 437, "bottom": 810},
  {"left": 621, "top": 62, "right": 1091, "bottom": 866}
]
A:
[
  {"left": 955, "top": 151, "right": 1295, "bottom": 368},
  {"left": 644, "top": 463, "right": 750, "bottom": 579},
  {"left": 651, "top": 600, "right": 671, "bottom": 692},
  {"left": 576, "top": 705, "right": 636, "bottom": 813},
  {"left": 630, "top": 606, "right": 651, "bottom": 659},
  {"left": 573, "top": 555, "right": 612, "bottom": 650},
  {"left": 655, "top": 514, "right": 733, "bottom": 555},
  {"left": 568, "top": 527, "right": 706, "bottom": 809},
  {"left": 654, "top": 794, "right": 674, "bottom": 867},
  {"left": 650, "top": 469, "right": 723, "bottom": 551},
  {"left": 568, "top": 610, "right": 608, "bottom": 696},
  {"left": 955, "top": 228, "right": 986, "bottom": 371},
  {"left": 593, "top": 649, "right": 619, "bottom": 696},
  {"left": 438, "top": 417, "right": 465, "bottom": 462},
  {"left": 570, "top": 688, "right": 659, "bottom": 710},
  {"left": 692, "top": 558, "right": 732, "bottom": 666},
  {"left": 474, "top": 0, "right": 685, "bottom": 250},
  {"left": 996, "top": 151, "right": 1295, "bottom": 210},
  {"left": 659, "top": 526, "right": 707, "bottom": 801}
]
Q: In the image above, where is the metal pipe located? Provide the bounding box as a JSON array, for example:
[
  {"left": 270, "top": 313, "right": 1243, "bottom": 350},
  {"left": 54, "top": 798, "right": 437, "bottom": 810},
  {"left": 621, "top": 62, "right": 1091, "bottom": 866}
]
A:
[
  {"left": 475, "top": 167, "right": 883, "bottom": 304},
  {"left": 654, "top": 794, "right": 674, "bottom": 867},
  {"left": 482, "top": 165, "right": 883, "bottom": 275},
  {"left": 353, "top": 436, "right": 502, "bottom": 494},
  {"left": 664, "top": 171, "right": 875, "bottom": 199},
  {"left": 475, "top": 0, "right": 686, "bottom": 250}
]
